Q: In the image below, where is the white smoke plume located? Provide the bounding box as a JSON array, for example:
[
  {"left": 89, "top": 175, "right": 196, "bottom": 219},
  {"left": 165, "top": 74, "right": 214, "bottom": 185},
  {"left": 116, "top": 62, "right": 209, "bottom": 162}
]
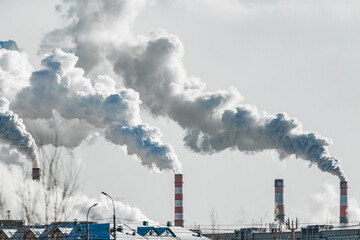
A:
[
  {"left": 40, "top": 0, "right": 345, "bottom": 180},
  {"left": 11, "top": 49, "right": 181, "bottom": 173},
  {"left": 72, "top": 194, "right": 151, "bottom": 224},
  {"left": 0, "top": 97, "right": 39, "bottom": 168},
  {"left": 1, "top": 40, "right": 181, "bottom": 172},
  {"left": 294, "top": 183, "right": 360, "bottom": 223},
  {"left": 0, "top": 42, "right": 32, "bottom": 101},
  {"left": 0, "top": 145, "right": 22, "bottom": 166}
]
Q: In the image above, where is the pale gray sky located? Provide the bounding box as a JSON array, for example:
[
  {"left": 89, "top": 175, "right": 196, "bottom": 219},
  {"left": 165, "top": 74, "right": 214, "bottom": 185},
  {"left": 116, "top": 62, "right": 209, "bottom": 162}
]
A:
[{"left": 1, "top": 0, "right": 360, "bottom": 227}]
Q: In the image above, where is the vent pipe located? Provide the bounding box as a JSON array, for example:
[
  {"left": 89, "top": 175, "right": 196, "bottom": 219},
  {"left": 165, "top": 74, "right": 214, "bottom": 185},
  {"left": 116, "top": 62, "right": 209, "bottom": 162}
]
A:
[
  {"left": 274, "top": 179, "right": 285, "bottom": 224},
  {"left": 174, "top": 174, "right": 184, "bottom": 227},
  {"left": 340, "top": 181, "right": 348, "bottom": 224}
]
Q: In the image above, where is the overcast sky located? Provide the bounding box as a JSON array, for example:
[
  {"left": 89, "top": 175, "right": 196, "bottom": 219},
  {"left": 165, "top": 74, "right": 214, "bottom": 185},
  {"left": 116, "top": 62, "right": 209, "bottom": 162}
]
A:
[{"left": 1, "top": 0, "right": 360, "bottom": 228}]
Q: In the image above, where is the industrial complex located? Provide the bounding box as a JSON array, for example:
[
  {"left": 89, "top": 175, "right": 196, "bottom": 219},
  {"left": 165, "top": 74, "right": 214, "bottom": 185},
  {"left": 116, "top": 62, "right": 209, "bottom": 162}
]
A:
[
  {"left": 200, "top": 179, "right": 359, "bottom": 240},
  {"left": 1, "top": 173, "right": 360, "bottom": 239}
]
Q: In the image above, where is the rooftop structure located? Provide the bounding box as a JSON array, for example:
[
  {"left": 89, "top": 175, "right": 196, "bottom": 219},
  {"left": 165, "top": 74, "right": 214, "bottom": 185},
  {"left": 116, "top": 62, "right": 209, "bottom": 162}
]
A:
[{"left": 0, "top": 221, "right": 209, "bottom": 240}]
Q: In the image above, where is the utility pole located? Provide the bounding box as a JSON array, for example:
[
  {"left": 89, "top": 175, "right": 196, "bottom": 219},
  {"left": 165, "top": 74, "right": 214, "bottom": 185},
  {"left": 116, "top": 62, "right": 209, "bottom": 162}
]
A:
[
  {"left": 285, "top": 218, "right": 298, "bottom": 240},
  {"left": 102, "top": 192, "right": 116, "bottom": 240}
]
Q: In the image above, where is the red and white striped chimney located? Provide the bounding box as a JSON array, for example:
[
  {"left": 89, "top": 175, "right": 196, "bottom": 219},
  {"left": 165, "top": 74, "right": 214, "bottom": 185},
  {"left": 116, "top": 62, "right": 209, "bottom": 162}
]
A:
[
  {"left": 32, "top": 168, "right": 40, "bottom": 181},
  {"left": 340, "top": 181, "right": 348, "bottom": 224},
  {"left": 174, "top": 174, "right": 184, "bottom": 227},
  {"left": 274, "top": 179, "right": 285, "bottom": 224}
]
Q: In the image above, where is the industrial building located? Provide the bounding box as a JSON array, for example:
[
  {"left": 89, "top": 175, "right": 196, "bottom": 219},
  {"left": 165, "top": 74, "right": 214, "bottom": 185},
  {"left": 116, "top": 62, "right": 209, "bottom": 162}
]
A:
[
  {"left": 2, "top": 172, "right": 355, "bottom": 239},
  {"left": 0, "top": 220, "right": 209, "bottom": 240},
  {"left": 202, "top": 179, "right": 357, "bottom": 240},
  {"left": 202, "top": 224, "right": 360, "bottom": 240}
]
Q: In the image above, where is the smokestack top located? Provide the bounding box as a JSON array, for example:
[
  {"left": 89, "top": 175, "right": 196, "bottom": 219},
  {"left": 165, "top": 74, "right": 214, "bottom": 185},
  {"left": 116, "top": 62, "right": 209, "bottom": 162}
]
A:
[
  {"left": 175, "top": 174, "right": 183, "bottom": 182},
  {"left": 340, "top": 181, "right": 348, "bottom": 195},
  {"left": 32, "top": 167, "right": 40, "bottom": 181},
  {"left": 274, "top": 179, "right": 284, "bottom": 187}
]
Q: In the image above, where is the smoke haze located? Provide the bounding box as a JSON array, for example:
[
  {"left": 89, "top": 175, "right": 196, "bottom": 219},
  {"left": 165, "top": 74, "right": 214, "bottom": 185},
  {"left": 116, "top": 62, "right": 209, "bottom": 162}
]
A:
[{"left": 0, "top": 154, "right": 151, "bottom": 223}]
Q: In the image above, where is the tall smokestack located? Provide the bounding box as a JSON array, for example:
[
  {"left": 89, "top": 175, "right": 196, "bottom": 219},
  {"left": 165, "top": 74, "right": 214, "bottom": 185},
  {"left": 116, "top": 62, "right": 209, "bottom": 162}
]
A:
[
  {"left": 274, "top": 179, "right": 285, "bottom": 224},
  {"left": 174, "top": 174, "right": 184, "bottom": 227},
  {"left": 32, "top": 168, "right": 40, "bottom": 181},
  {"left": 340, "top": 181, "right": 348, "bottom": 224}
]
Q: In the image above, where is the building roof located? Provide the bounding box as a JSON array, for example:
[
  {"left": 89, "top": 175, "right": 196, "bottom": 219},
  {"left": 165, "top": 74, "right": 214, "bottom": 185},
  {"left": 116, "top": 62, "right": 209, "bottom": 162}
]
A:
[
  {"left": 137, "top": 227, "right": 157, "bottom": 236},
  {"left": 57, "top": 227, "right": 73, "bottom": 236},
  {"left": 0, "top": 229, "right": 17, "bottom": 239},
  {"left": 115, "top": 224, "right": 144, "bottom": 240},
  {"left": 28, "top": 228, "right": 45, "bottom": 238},
  {"left": 1, "top": 221, "right": 209, "bottom": 240},
  {"left": 169, "top": 227, "right": 209, "bottom": 240},
  {"left": 70, "top": 223, "right": 110, "bottom": 239},
  {"left": 11, "top": 227, "right": 27, "bottom": 239}
]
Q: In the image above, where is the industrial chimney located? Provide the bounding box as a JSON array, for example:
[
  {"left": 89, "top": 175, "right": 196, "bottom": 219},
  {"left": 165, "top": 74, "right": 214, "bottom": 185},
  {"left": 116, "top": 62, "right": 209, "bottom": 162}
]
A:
[
  {"left": 340, "top": 181, "right": 348, "bottom": 224},
  {"left": 274, "top": 179, "right": 285, "bottom": 224},
  {"left": 32, "top": 168, "right": 40, "bottom": 181},
  {"left": 174, "top": 174, "right": 184, "bottom": 227}
]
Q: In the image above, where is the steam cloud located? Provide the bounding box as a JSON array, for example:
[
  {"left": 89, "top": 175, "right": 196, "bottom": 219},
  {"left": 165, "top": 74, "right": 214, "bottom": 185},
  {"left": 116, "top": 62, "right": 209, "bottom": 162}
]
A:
[
  {"left": 0, "top": 41, "right": 181, "bottom": 172},
  {"left": 39, "top": 0, "right": 345, "bottom": 180},
  {"left": 0, "top": 97, "right": 38, "bottom": 167}
]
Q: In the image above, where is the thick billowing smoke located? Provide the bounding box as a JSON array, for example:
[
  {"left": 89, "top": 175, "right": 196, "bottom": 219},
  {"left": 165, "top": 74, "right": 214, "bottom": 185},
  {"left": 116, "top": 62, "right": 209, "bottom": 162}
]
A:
[
  {"left": 9, "top": 48, "right": 181, "bottom": 173},
  {"left": 0, "top": 43, "right": 32, "bottom": 101},
  {"left": 40, "top": 0, "right": 345, "bottom": 180},
  {"left": 0, "top": 97, "right": 39, "bottom": 168},
  {"left": 117, "top": 34, "right": 345, "bottom": 179},
  {"left": 1, "top": 41, "right": 181, "bottom": 172},
  {"left": 0, "top": 145, "right": 22, "bottom": 166}
]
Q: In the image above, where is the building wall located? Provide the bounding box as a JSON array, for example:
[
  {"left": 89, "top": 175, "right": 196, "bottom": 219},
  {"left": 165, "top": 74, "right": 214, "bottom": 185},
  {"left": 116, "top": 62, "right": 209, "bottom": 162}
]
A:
[{"left": 205, "top": 228, "right": 360, "bottom": 240}]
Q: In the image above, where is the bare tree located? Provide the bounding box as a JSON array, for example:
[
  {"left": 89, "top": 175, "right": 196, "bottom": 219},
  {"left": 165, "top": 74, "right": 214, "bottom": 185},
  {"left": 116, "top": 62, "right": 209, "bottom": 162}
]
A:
[
  {"left": 0, "top": 190, "right": 6, "bottom": 219},
  {"left": 17, "top": 182, "right": 40, "bottom": 225},
  {"left": 39, "top": 139, "right": 80, "bottom": 224},
  {"left": 210, "top": 206, "right": 219, "bottom": 240},
  {"left": 17, "top": 123, "right": 81, "bottom": 226}
]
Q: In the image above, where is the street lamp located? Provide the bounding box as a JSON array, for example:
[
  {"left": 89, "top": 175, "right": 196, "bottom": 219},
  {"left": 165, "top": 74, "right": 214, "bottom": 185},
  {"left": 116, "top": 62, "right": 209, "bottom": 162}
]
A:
[
  {"left": 101, "top": 191, "right": 116, "bottom": 240},
  {"left": 86, "top": 203, "right": 98, "bottom": 240}
]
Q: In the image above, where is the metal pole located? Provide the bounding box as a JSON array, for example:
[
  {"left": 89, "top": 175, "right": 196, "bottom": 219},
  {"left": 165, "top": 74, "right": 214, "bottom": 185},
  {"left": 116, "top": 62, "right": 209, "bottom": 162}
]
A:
[
  {"left": 87, "top": 203, "right": 98, "bottom": 240},
  {"left": 102, "top": 192, "right": 116, "bottom": 240}
]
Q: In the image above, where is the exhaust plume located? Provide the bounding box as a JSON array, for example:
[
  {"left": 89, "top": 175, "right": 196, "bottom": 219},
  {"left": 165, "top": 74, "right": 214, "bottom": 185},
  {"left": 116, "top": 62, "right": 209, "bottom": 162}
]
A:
[
  {"left": 0, "top": 97, "right": 38, "bottom": 168},
  {"left": 115, "top": 35, "right": 344, "bottom": 179},
  {"left": 11, "top": 49, "right": 181, "bottom": 173},
  {"left": 40, "top": 0, "right": 344, "bottom": 180}
]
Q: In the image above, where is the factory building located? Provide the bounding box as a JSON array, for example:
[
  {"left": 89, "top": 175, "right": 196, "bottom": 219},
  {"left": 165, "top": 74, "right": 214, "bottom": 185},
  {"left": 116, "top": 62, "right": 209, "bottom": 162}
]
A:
[
  {"left": 203, "top": 225, "right": 360, "bottom": 240},
  {"left": 0, "top": 221, "right": 209, "bottom": 240},
  {"left": 202, "top": 178, "right": 356, "bottom": 240}
]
